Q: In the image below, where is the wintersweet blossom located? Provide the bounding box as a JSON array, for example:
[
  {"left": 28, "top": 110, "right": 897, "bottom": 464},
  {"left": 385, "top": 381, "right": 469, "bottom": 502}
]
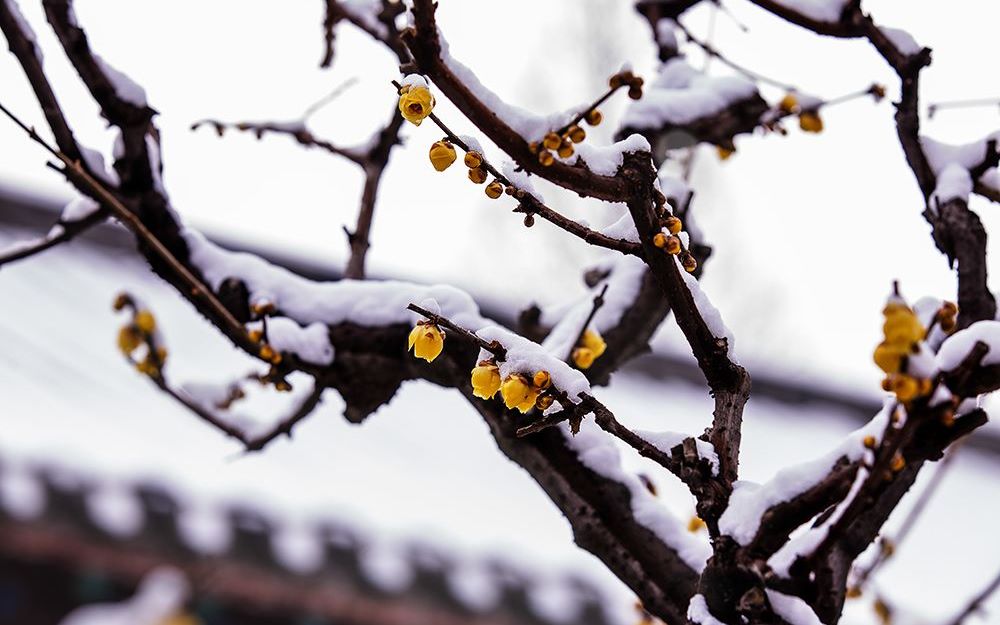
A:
[
  {"left": 428, "top": 141, "right": 456, "bottom": 171},
  {"left": 471, "top": 361, "right": 501, "bottom": 399},
  {"left": 398, "top": 86, "right": 435, "bottom": 126},
  {"left": 408, "top": 322, "right": 444, "bottom": 362},
  {"left": 500, "top": 374, "right": 539, "bottom": 413},
  {"left": 799, "top": 111, "right": 823, "bottom": 133}
]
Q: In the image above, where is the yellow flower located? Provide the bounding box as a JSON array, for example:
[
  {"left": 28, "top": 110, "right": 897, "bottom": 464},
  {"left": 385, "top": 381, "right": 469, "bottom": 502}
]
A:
[
  {"left": 557, "top": 140, "right": 574, "bottom": 159},
  {"left": 542, "top": 132, "right": 561, "bottom": 151},
  {"left": 532, "top": 370, "right": 551, "bottom": 389},
  {"left": 134, "top": 309, "right": 156, "bottom": 334},
  {"left": 572, "top": 347, "right": 596, "bottom": 369},
  {"left": 665, "top": 216, "right": 682, "bottom": 234},
  {"left": 501, "top": 374, "right": 534, "bottom": 411},
  {"left": 883, "top": 309, "right": 924, "bottom": 346},
  {"left": 428, "top": 141, "right": 456, "bottom": 171},
  {"left": 717, "top": 146, "right": 735, "bottom": 160},
  {"left": 538, "top": 150, "right": 554, "bottom": 167},
  {"left": 778, "top": 93, "right": 798, "bottom": 113},
  {"left": 468, "top": 167, "right": 487, "bottom": 184},
  {"left": 585, "top": 109, "right": 603, "bottom": 126},
  {"left": 464, "top": 151, "right": 482, "bottom": 168},
  {"left": 398, "top": 86, "right": 435, "bottom": 126},
  {"left": 471, "top": 361, "right": 501, "bottom": 399},
  {"left": 799, "top": 111, "right": 824, "bottom": 133},
  {"left": 568, "top": 125, "right": 586, "bottom": 143},
  {"left": 873, "top": 341, "right": 906, "bottom": 374},
  {"left": 653, "top": 233, "right": 668, "bottom": 248},
  {"left": 681, "top": 252, "right": 698, "bottom": 273},
  {"left": 581, "top": 329, "right": 607, "bottom": 359},
  {"left": 687, "top": 516, "right": 706, "bottom": 533},
  {"left": 517, "top": 388, "right": 541, "bottom": 413},
  {"left": 485, "top": 181, "right": 503, "bottom": 199},
  {"left": 408, "top": 322, "right": 444, "bottom": 362},
  {"left": 117, "top": 325, "right": 142, "bottom": 355},
  {"left": 536, "top": 395, "right": 554, "bottom": 410},
  {"left": 890, "top": 374, "right": 920, "bottom": 402}
]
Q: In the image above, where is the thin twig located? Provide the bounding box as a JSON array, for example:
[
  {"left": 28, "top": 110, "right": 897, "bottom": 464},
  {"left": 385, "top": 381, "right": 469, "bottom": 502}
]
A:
[
  {"left": 407, "top": 303, "right": 506, "bottom": 359},
  {"left": 568, "top": 284, "right": 609, "bottom": 361},
  {"left": 0, "top": 209, "right": 107, "bottom": 267},
  {"left": 948, "top": 568, "right": 1000, "bottom": 625}
]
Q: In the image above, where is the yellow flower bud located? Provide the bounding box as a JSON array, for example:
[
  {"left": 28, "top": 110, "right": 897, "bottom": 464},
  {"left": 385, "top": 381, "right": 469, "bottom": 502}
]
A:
[
  {"left": 429, "top": 141, "right": 457, "bottom": 172},
  {"left": 485, "top": 181, "right": 503, "bottom": 199},
  {"left": 112, "top": 293, "right": 130, "bottom": 311},
  {"left": 665, "top": 235, "right": 682, "bottom": 255},
  {"left": 687, "top": 516, "right": 706, "bottom": 533},
  {"left": 398, "top": 85, "right": 435, "bottom": 126},
  {"left": 408, "top": 322, "right": 444, "bottom": 362},
  {"left": 557, "top": 140, "right": 575, "bottom": 159},
  {"left": 542, "top": 132, "right": 561, "bottom": 151},
  {"left": 274, "top": 379, "right": 292, "bottom": 392},
  {"left": 653, "top": 233, "right": 667, "bottom": 248},
  {"left": 155, "top": 346, "right": 168, "bottom": 364},
  {"left": 873, "top": 342, "right": 905, "bottom": 374},
  {"left": 846, "top": 587, "right": 863, "bottom": 600},
  {"left": 717, "top": 146, "right": 735, "bottom": 160},
  {"left": 863, "top": 435, "right": 877, "bottom": 449},
  {"left": 585, "top": 109, "right": 603, "bottom": 126},
  {"left": 536, "top": 394, "right": 554, "bottom": 410},
  {"left": 464, "top": 151, "right": 483, "bottom": 169},
  {"left": 778, "top": 93, "right": 798, "bottom": 113},
  {"left": 471, "top": 361, "right": 501, "bottom": 399},
  {"left": 681, "top": 252, "right": 698, "bottom": 273},
  {"left": 572, "top": 347, "right": 596, "bottom": 369},
  {"left": 134, "top": 309, "right": 156, "bottom": 334},
  {"left": 665, "top": 216, "right": 682, "bottom": 234},
  {"left": 628, "top": 85, "right": 643, "bottom": 100},
  {"left": 117, "top": 326, "right": 142, "bottom": 355},
  {"left": 136, "top": 358, "right": 159, "bottom": 377},
  {"left": 891, "top": 374, "right": 919, "bottom": 402},
  {"left": 538, "top": 150, "right": 554, "bottom": 167},
  {"left": 501, "top": 374, "right": 533, "bottom": 410},
  {"left": 799, "top": 111, "right": 824, "bottom": 133},
  {"left": 259, "top": 344, "right": 282, "bottom": 364},
  {"left": 248, "top": 329, "right": 264, "bottom": 343},
  {"left": 468, "top": 167, "right": 487, "bottom": 184},
  {"left": 533, "top": 370, "right": 551, "bottom": 390},
  {"left": 567, "top": 125, "right": 586, "bottom": 143},
  {"left": 581, "top": 329, "right": 607, "bottom": 359},
  {"left": 883, "top": 310, "right": 924, "bottom": 346},
  {"left": 890, "top": 453, "right": 905, "bottom": 472}
]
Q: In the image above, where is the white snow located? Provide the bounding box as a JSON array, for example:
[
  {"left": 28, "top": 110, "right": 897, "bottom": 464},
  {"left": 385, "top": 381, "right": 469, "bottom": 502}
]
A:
[
  {"left": 622, "top": 58, "right": 757, "bottom": 128},
  {"left": 688, "top": 594, "right": 727, "bottom": 625},
  {"left": 922, "top": 133, "right": 1000, "bottom": 205},
  {"left": 94, "top": 53, "right": 148, "bottom": 107},
  {"left": 58, "top": 567, "right": 189, "bottom": 625},
  {"left": 718, "top": 403, "right": 890, "bottom": 545},
  {"left": 439, "top": 35, "right": 572, "bottom": 141},
  {"left": 562, "top": 418, "right": 712, "bottom": 571},
  {"left": 679, "top": 263, "right": 737, "bottom": 358},
  {"left": 655, "top": 19, "right": 679, "bottom": 53},
  {"left": 272, "top": 522, "right": 324, "bottom": 573},
  {"left": 399, "top": 73, "right": 428, "bottom": 90},
  {"left": 540, "top": 254, "right": 647, "bottom": 358},
  {"left": 634, "top": 429, "right": 720, "bottom": 475},
  {"left": 573, "top": 134, "right": 652, "bottom": 176},
  {"left": 87, "top": 482, "right": 144, "bottom": 537},
  {"left": 598, "top": 205, "right": 640, "bottom": 243},
  {"left": 476, "top": 325, "right": 591, "bottom": 401},
  {"left": 341, "top": 0, "right": 388, "bottom": 38},
  {"left": 501, "top": 159, "right": 544, "bottom": 202},
  {"left": 184, "top": 229, "right": 487, "bottom": 330},
  {"left": 0, "top": 464, "right": 45, "bottom": 520},
  {"left": 934, "top": 163, "right": 973, "bottom": 203},
  {"left": 3, "top": 0, "right": 42, "bottom": 61},
  {"left": 880, "top": 26, "right": 922, "bottom": 56},
  {"left": 176, "top": 504, "right": 231, "bottom": 554},
  {"left": 247, "top": 317, "right": 334, "bottom": 366},
  {"left": 80, "top": 145, "right": 121, "bottom": 186},
  {"left": 766, "top": 590, "right": 823, "bottom": 625},
  {"left": 60, "top": 197, "right": 101, "bottom": 223},
  {"left": 937, "top": 320, "right": 1000, "bottom": 370}
]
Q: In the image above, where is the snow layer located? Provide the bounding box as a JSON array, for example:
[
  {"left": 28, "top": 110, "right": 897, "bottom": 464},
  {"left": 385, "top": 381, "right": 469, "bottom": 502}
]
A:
[
  {"left": 80, "top": 145, "right": 121, "bottom": 186},
  {"left": 60, "top": 197, "right": 100, "bottom": 223},
  {"left": 58, "top": 567, "right": 188, "bottom": 625},
  {"left": 688, "top": 595, "right": 726, "bottom": 625},
  {"left": 880, "top": 26, "right": 922, "bottom": 56},
  {"left": 922, "top": 133, "right": 1000, "bottom": 204},
  {"left": 622, "top": 58, "right": 757, "bottom": 128},
  {"left": 341, "top": 0, "right": 389, "bottom": 38},
  {"left": 937, "top": 320, "right": 1000, "bottom": 370},
  {"left": 679, "top": 263, "right": 737, "bottom": 358},
  {"left": 540, "top": 254, "right": 648, "bottom": 358},
  {"left": 766, "top": 590, "right": 823, "bottom": 625},
  {"left": 94, "top": 53, "right": 148, "bottom": 107},
  {"left": 184, "top": 229, "right": 487, "bottom": 330},
  {"left": 476, "top": 325, "right": 591, "bottom": 400},
  {"left": 247, "top": 317, "right": 334, "bottom": 366},
  {"left": 718, "top": 403, "right": 890, "bottom": 544},
  {"left": 634, "top": 429, "right": 719, "bottom": 475},
  {"left": 562, "top": 419, "right": 712, "bottom": 571},
  {"left": 572, "top": 134, "right": 652, "bottom": 176}
]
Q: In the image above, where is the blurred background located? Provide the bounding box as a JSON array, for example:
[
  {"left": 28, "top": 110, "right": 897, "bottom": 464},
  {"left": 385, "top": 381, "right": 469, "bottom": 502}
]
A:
[{"left": 0, "top": 1, "right": 998, "bottom": 624}]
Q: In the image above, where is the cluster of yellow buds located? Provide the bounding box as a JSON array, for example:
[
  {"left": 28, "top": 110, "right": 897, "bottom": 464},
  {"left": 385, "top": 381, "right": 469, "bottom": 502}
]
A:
[
  {"left": 428, "top": 142, "right": 507, "bottom": 199},
  {"left": 529, "top": 74, "right": 628, "bottom": 167},
  {"left": 499, "top": 370, "right": 553, "bottom": 413},
  {"left": 777, "top": 92, "right": 824, "bottom": 133},
  {"left": 247, "top": 328, "right": 283, "bottom": 366},
  {"left": 935, "top": 300, "right": 959, "bottom": 333},
  {"left": 609, "top": 69, "right": 645, "bottom": 101},
  {"left": 651, "top": 215, "right": 697, "bottom": 272},
  {"left": 408, "top": 320, "right": 445, "bottom": 362},
  {"left": 398, "top": 80, "right": 434, "bottom": 126},
  {"left": 113, "top": 294, "right": 167, "bottom": 378},
  {"left": 572, "top": 329, "right": 607, "bottom": 369},
  {"left": 873, "top": 297, "right": 931, "bottom": 403}
]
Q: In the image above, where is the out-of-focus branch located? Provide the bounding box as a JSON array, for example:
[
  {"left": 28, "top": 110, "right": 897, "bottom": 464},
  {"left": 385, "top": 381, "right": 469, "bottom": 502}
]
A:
[
  {"left": 0, "top": 208, "right": 107, "bottom": 267},
  {"left": 948, "top": 568, "right": 1000, "bottom": 625}
]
